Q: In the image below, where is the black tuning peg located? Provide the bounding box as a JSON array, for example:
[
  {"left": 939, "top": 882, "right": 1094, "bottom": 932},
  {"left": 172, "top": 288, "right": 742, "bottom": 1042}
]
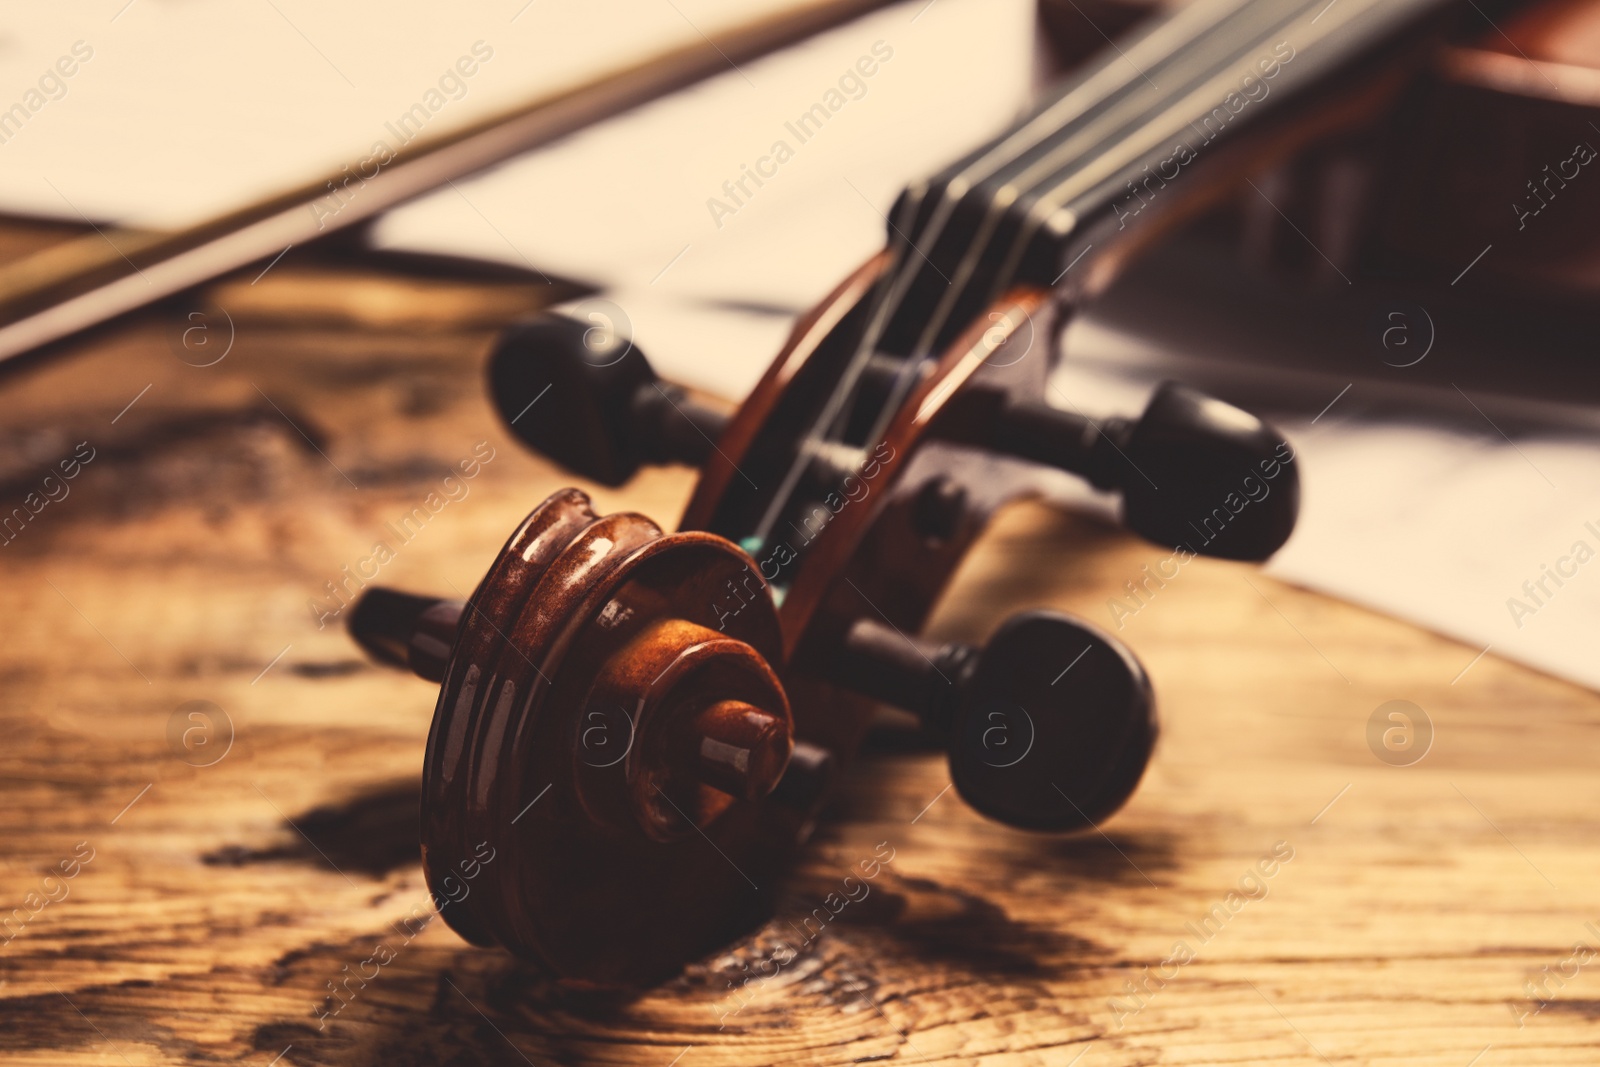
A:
[
  {"left": 828, "top": 610, "right": 1156, "bottom": 832},
  {"left": 355, "top": 581, "right": 1154, "bottom": 834},
  {"left": 347, "top": 588, "right": 463, "bottom": 682},
  {"left": 486, "top": 313, "right": 730, "bottom": 486},
  {"left": 996, "top": 381, "right": 1299, "bottom": 561}
]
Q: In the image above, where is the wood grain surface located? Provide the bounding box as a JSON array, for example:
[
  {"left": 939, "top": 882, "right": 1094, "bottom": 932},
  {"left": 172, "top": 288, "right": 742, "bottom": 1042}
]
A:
[{"left": 0, "top": 225, "right": 1596, "bottom": 1066}]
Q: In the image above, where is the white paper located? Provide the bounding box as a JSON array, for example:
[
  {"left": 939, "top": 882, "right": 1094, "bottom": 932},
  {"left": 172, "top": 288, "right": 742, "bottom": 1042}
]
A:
[
  {"left": 1263, "top": 421, "right": 1600, "bottom": 690},
  {"left": 371, "top": 0, "right": 1036, "bottom": 310},
  {"left": 1049, "top": 324, "right": 1600, "bottom": 693},
  {"left": 0, "top": 0, "right": 869, "bottom": 229}
]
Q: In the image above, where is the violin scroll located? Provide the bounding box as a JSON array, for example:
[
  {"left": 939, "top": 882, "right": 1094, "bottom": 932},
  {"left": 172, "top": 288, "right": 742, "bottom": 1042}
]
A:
[{"left": 347, "top": 489, "right": 812, "bottom": 985}]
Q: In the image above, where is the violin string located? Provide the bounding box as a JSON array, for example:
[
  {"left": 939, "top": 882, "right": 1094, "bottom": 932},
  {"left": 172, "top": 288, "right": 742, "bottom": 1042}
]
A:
[
  {"left": 976, "top": 0, "right": 1445, "bottom": 315},
  {"left": 839, "top": 0, "right": 1269, "bottom": 428},
  {"left": 863, "top": 0, "right": 1445, "bottom": 453},
  {"left": 750, "top": 0, "right": 1389, "bottom": 544},
  {"left": 854, "top": 0, "right": 1314, "bottom": 451},
  {"left": 750, "top": 0, "right": 1268, "bottom": 543},
  {"left": 880, "top": 0, "right": 1314, "bottom": 428},
  {"left": 746, "top": 200, "right": 919, "bottom": 543},
  {"left": 885, "top": 0, "right": 1321, "bottom": 410}
]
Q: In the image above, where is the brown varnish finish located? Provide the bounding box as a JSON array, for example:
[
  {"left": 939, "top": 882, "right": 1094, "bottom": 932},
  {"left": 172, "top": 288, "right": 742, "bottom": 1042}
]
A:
[{"left": 418, "top": 490, "right": 793, "bottom": 985}]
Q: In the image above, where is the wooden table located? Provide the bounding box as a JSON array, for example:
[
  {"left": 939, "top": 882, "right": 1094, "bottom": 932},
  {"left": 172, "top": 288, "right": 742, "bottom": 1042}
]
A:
[{"left": 1, "top": 222, "right": 1596, "bottom": 1066}]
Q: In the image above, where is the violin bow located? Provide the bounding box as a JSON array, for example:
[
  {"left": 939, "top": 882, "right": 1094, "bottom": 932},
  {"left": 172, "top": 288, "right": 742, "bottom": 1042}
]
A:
[{"left": 0, "top": 0, "right": 899, "bottom": 375}]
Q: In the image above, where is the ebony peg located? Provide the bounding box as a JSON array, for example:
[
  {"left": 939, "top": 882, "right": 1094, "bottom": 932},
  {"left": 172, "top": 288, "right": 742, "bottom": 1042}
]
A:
[
  {"left": 996, "top": 381, "right": 1299, "bottom": 561},
  {"left": 829, "top": 609, "right": 1156, "bottom": 832},
  {"left": 347, "top": 588, "right": 463, "bottom": 682},
  {"left": 486, "top": 313, "right": 730, "bottom": 486}
]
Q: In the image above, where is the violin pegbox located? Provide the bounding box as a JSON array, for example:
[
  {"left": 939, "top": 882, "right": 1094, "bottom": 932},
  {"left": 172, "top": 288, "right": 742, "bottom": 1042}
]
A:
[{"left": 488, "top": 294, "right": 1299, "bottom": 565}]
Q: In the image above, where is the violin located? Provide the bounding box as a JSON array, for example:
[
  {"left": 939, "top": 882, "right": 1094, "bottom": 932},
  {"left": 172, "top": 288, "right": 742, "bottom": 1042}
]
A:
[{"left": 342, "top": 0, "right": 1568, "bottom": 986}]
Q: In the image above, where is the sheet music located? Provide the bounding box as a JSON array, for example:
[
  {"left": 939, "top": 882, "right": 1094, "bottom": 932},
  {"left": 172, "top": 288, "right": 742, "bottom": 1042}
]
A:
[
  {"left": 370, "top": 0, "right": 1036, "bottom": 309},
  {"left": 1264, "top": 424, "right": 1600, "bottom": 690},
  {"left": 0, "top": 0, "right": 849, "bottom": 229}
]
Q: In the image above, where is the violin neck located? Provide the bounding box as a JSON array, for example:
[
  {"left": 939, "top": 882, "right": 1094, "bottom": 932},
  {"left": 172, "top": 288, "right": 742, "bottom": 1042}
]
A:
[{"left": 876, "top": 0, "right": 1457, "bottom": 360}]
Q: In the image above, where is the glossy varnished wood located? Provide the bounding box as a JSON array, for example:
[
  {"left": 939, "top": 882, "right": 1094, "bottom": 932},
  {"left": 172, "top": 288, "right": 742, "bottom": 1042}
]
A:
[
  {"left": 415, "top": 490, "right": 796, "bottom": 985},
  {"left": 679, "top": 252, "right": 892, "bottom": 533}
]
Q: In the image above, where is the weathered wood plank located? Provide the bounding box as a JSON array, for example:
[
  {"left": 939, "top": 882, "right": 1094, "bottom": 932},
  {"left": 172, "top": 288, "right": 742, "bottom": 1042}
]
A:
[{"left": 0, "top": 244, "right": 1597, "bottom": 1065}]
